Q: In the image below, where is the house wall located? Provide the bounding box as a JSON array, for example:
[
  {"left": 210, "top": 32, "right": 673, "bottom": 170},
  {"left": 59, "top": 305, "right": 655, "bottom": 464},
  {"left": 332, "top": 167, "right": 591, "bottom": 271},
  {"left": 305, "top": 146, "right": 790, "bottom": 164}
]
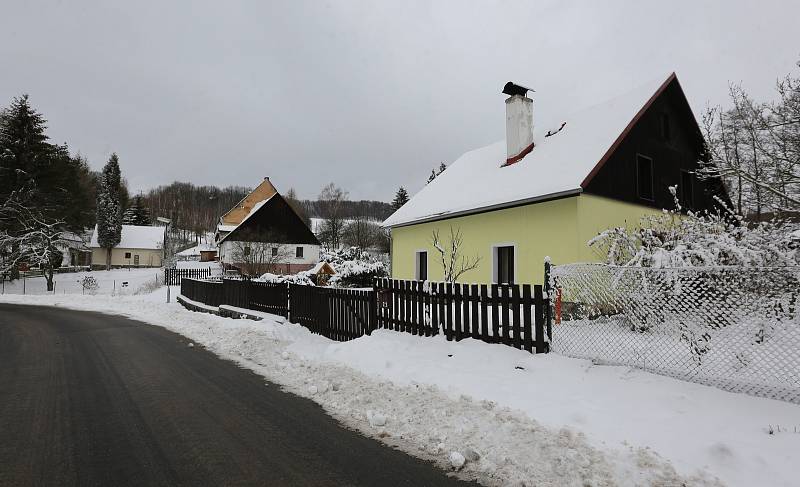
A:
[
  {"left": 390, "top": 194, "right": 669, "bottom": 284},
  {"left": 575, "top": 193, "right": 666, "bottom": 262},
  {"left": 390, "top": 197, "right": 580, "bottom": 285},
  {"left": 91, "top": 248, "right": 163, "bottom": 268},
  {"left": 219, "top": 241, "right": 320, "bottom": 275}
]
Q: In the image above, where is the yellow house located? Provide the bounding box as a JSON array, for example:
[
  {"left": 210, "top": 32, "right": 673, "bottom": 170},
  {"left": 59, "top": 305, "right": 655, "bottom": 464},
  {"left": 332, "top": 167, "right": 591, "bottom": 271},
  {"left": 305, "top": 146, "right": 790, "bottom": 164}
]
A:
[{"left": 383, "top": 74, "right": 728, "bottom": 285}]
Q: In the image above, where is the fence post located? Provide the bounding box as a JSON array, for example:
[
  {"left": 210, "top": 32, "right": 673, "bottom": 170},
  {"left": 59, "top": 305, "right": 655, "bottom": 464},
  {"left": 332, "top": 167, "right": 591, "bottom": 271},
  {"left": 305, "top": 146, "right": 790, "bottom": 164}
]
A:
[
  {"left": 543, "top": 260, "right": 553, "bottom": 342},
  {"left": 534, "top": 285, "right": 547, "bottom": 353},
  {"left": 286, "top": 282, "right": 291, "bottom": 320},
  {"left": 370, "top": 279, "right": 378, "bottom": 334}
]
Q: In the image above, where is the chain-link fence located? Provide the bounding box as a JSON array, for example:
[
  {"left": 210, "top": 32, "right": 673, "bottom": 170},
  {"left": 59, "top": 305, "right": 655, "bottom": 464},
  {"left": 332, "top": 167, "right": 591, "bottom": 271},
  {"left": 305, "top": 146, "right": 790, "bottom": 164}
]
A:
[{"left": 549, "top": 263, "right": 800, "bottom": 404}]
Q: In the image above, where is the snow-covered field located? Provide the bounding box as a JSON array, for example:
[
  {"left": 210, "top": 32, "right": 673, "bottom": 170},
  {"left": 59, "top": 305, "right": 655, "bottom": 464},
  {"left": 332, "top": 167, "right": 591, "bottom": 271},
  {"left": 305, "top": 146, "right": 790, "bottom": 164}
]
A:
[
  {"left": 0, "top": 268, "right": 163, "bottom": 295},
  {"left": 2, "top": 290, "right": 798, "bottom": 486}
]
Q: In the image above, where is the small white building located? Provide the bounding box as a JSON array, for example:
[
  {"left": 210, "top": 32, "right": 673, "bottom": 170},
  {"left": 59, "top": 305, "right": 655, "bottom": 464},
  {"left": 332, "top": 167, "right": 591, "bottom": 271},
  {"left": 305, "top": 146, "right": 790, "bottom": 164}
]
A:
[{"left": 89, "top": 225, "right": 165, "bottom": 269}]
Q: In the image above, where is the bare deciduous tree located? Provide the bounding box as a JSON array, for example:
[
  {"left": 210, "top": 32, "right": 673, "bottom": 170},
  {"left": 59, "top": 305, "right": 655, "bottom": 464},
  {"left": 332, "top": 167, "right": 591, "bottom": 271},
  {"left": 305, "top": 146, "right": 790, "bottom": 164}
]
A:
[
  {"left": 430, "top": 227, "right": 481, "bottom": 282},
  {"left": 317, "top": 183, "right": 349, "bottom": 249},
  {"left": 699, "top": 60, "right": 800, "bottom": 219},
  {"left": 0, "top": 195, "right": 70, "bottom": 291},
  {"left": 342, "top": 215, "right": 380, "bottom": 250}
]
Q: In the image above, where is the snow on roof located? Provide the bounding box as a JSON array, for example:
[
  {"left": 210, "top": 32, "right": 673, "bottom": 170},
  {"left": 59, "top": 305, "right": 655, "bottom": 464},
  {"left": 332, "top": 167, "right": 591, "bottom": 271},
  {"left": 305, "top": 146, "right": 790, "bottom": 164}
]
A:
[
  {"left": 383, "top": 74, "right": 674, "bottom": 228},
  {"left": 217, "top": 196, "right": 274, "bottom": 244},
  {"left": 309, "top": 261, "right": 335, "bottom": 274},
  {"left": 90, "top": 225, "right": 164, "bottom": 250},
  {"left": 216, "top": 224, "right": 237, "bottom": 232},
  {"left": 176, "top": 243, "right": 218, "bottom": 256}
]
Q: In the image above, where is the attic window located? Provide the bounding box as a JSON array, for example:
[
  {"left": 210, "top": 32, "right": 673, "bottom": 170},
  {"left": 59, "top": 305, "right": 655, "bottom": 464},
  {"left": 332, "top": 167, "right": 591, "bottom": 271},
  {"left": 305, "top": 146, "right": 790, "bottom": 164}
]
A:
[
  {"left": 636, "top": 154, "right": 654, "bottom": 201},
  {"left": 661, "top": 113, "right": 671, "bottom": 141}
]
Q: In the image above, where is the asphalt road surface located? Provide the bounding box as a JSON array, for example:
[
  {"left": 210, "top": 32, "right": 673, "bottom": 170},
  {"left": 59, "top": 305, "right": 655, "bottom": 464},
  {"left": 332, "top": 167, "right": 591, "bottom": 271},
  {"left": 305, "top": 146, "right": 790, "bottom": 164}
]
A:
[{"left": 0, "top": 304, "right": 473, "bottom": 486}]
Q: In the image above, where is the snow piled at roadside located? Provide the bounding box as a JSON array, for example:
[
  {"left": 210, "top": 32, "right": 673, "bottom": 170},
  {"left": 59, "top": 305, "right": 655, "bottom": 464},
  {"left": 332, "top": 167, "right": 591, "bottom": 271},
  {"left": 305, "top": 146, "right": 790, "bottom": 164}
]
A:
[{"left": 3, "top": 292, "right": 797, "bottom": 486}]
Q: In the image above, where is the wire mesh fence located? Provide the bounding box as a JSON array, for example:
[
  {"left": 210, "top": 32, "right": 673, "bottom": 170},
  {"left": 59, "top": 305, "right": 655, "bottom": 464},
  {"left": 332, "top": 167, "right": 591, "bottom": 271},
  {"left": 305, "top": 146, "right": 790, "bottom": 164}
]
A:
[{"left": 549, "top": 263, "right": 800, "bottom": 404}]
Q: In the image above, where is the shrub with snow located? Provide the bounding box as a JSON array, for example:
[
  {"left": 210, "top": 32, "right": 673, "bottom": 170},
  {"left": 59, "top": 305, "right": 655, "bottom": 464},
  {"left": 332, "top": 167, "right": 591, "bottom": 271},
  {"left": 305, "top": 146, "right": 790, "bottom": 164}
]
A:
[
  {"left": 322, "top": 247, "right": 388, "bottom": 288},
  {"left": 255, "top": 272, "right": 315, "bottom": 286},
  {"left": 590, "top": 189, "right": 799, "bottom": 268}
]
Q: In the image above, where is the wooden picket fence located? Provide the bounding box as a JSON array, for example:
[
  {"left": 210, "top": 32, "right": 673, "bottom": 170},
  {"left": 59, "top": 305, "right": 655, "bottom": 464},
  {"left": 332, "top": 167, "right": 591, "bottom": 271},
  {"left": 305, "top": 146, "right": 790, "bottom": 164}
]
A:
[
  {"left": 289, "top": 284, "right": 375, "bottom": 341},
  {"left": 374, "top": 278, "right": 550, "bottom": 353},
  {"left": 165, "top": 267, "right": 215, "bottom": 286},
  {"left": 181, "top": 278, "right": 224, "bottom": 307},
  {"left": 223, "top": 279, "right": 289, "bottom": 317},
  {"left": 179, "top": 277, "right": 551, "bottom": 354}
]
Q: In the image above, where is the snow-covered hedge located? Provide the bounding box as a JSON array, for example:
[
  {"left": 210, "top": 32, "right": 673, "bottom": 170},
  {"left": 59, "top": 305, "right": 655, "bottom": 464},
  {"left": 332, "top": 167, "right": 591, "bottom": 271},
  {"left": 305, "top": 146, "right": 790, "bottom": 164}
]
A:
[
  {"left": 322, "top": 247, "right": 388, "bottom": 288},
  {"left": 255, "top": 272, "right": 315, "bottom": 286},
  {"left": 590, "top": 189, "right": 800, "bottom": 268}
]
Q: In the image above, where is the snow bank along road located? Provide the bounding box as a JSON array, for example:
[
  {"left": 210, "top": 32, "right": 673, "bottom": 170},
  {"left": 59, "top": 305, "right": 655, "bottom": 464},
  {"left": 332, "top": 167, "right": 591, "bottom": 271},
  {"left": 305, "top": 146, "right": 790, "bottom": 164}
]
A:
[
  {"left": 0, "top": 303, "right": 473, "bottom": 486},
  {"left": 2, "top": 291, "right": 798, "bottom": 486}
]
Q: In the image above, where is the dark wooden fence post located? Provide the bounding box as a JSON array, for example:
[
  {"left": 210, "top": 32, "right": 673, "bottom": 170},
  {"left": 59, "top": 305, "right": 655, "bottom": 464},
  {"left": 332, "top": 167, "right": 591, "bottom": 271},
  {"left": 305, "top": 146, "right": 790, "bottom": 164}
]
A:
[
  {"left": 522, "top": 284, "right": 533, "bottom": 353},
  {"left": 534, "top": 284, "right": 546, "bottom": 353},
  {"left": 543, "top": 261, "right": 553, "bottom": 342}
]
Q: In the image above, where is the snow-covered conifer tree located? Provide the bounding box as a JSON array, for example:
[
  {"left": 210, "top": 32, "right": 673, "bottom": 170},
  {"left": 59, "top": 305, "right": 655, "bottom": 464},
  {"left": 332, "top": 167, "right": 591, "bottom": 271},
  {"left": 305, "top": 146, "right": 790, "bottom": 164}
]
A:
[
  {"left": 391, "top": 187, "right": 409, "bottom": 210},
  {"left": 96, "top": 154, "right": 122, "bottom": 269},
  {"left": 122, "top": 194, "right": 151, "bottom": 226}
]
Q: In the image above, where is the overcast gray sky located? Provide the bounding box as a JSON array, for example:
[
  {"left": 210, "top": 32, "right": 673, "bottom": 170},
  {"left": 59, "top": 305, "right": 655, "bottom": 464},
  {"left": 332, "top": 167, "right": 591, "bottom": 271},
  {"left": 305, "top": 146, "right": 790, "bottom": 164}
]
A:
[{"left": 1, "top": 1, "right": 798, "bottom": 201}]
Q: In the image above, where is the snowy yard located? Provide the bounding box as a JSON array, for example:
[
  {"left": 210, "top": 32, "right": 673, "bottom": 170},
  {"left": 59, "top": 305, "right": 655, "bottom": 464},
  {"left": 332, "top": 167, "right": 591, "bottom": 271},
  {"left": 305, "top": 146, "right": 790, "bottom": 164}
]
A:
[
  {"left": 2, "top": 290, "right": 799, "bottom": 486},
  {"left": 0, "top": 268, "right": 163, "bottom": 295}
]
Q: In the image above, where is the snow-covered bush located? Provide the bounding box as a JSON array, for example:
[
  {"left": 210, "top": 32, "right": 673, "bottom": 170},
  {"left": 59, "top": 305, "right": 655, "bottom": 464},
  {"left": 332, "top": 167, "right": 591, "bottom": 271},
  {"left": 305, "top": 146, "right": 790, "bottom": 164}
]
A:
[
  {"left": 322, "top": 247, "right": 388, "bottom": 288},
  {"left": 134, "top": 277, "right": 162, "bottom": 295},
  {"left": 256, "top": 271, "right": 315, "bottom": 286},
  {"left": 579, "top": 189, "right": 800, "bottom": 365},
  {"left": 590, "top": 189, "right": 799, "bottom": 268},
  {"left": 79, "top": 275, "right": 99, "bottom": 294}
]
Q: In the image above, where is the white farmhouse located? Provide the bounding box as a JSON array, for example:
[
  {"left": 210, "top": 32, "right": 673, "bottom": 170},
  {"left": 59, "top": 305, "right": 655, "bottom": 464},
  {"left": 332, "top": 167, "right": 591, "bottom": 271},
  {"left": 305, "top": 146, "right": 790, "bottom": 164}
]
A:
[
  {"left": 216, "top": 180, "right": 319, "bottom": 276},
  {"left": 89, "top": 225, "right": 165, "bottom": 269}
]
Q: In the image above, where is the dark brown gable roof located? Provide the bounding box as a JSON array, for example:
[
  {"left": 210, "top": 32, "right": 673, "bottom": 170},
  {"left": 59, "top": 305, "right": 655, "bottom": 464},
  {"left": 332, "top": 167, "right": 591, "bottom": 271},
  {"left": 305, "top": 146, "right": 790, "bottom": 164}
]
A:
[
  {"left": 219, "top": 193, "right": 319, "bottom": 245},
  {"left": 580, "top": 73, "right": 704, "bottom": 188}
]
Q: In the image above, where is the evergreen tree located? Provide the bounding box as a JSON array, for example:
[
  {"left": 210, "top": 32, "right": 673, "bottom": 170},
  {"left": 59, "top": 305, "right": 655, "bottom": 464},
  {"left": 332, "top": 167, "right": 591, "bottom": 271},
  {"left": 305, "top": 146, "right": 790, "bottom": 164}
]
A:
[
  {"left": 96, "top": 154, "right": 122, "bottom": 269},
  {"left": 122, "top": 194, "right": 151, "bottom": 225},
  {"left": 0, "top": 95, "right": 50, "bottom": 203},
  {"left": 392, "top": 187, "right": 410, "bottom": 210}
]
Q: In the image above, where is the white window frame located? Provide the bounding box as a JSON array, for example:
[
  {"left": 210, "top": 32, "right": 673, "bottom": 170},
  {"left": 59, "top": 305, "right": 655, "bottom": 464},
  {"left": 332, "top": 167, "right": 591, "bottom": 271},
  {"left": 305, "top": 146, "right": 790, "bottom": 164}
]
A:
[
  {"left": 491, "top": 243, "right": 517, "bottom": 284},
  {"left": 414, "top": 249, "right": 428, "bottom": 281}
]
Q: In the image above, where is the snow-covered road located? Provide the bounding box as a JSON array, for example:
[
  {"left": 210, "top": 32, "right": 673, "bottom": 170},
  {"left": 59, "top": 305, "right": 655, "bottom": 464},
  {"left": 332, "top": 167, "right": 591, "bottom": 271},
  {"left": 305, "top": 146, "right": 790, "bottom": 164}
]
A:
[{"left": 2, "top": 289, "right": 798, "bottom": 486}]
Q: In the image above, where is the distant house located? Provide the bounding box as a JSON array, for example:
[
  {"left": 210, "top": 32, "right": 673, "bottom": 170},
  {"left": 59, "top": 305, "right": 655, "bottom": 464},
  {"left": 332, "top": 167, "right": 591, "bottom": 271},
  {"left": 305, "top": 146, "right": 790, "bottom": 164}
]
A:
[
  {"left": 383, "top": 73, "right": 728, "bottom": 285},
  {"left": 89, "top": 225, "right": 165, "bottom": 269},
  {"left": 58, "top": 231, "right": 92, "bottom": 267},
  {"left": 176, "top": 243, "right": 218, "bottom": 262},
  {"left": 217, "top": 179, "right": 320, "bottom": 276},
  {"left": 215, "top": 178, "right": 278, "bottom": 244}
]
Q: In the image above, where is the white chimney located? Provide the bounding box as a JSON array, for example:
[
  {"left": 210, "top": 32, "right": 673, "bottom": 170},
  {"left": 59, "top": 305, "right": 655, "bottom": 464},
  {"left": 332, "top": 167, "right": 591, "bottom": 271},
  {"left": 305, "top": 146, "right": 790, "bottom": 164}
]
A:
[{"left": 502, "top": 82, "right": 535, "bottom": 166}]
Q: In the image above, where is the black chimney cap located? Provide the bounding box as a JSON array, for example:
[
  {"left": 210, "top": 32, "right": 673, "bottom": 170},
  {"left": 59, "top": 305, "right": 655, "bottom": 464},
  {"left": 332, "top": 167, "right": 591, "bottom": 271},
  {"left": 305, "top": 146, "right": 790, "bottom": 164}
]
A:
[{"left": 502, "top": 82, "right": 534, "bottom": 97}]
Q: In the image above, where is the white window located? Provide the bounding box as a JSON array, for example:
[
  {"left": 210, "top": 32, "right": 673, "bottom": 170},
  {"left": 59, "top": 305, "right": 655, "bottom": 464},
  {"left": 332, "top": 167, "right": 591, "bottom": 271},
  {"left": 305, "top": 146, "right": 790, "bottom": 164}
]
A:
[
  {"left": 492, "top": 245, "right": 515, "bottom": 284},
  {"left": 415, "top": 250, "right": 428, "bottom": 280}
]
